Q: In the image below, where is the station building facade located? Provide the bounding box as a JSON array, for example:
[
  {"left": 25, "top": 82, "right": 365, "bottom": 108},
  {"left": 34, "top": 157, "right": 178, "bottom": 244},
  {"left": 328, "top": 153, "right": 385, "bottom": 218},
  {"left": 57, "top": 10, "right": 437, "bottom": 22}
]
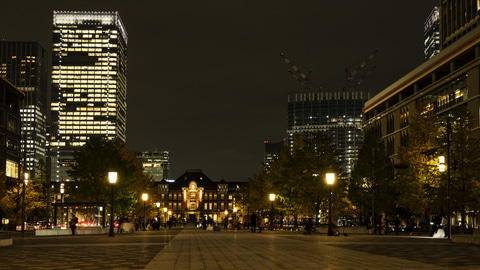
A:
[{"left": 157, "top": 169, "right": 246, "bottom": 224}]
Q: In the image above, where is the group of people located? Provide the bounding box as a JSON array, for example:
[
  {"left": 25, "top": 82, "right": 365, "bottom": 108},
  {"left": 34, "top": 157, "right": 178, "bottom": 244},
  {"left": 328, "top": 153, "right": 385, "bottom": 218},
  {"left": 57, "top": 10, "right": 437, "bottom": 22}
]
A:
[
  {"left": 249, "top": 212, "right": 265, "bottom": 233},
  {"left": 431, "top": 214, "right": 448, "bottom": 238}
]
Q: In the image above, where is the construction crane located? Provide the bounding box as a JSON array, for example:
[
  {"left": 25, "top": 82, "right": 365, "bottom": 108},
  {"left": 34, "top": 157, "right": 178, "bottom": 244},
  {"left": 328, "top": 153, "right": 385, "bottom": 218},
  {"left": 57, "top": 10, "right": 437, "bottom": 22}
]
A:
[
  {"left": 280, "top": 52, "right": 321, "bottom": 91},
  {"left": 344, "top": 50, "right": 378, "bottom": 90}
]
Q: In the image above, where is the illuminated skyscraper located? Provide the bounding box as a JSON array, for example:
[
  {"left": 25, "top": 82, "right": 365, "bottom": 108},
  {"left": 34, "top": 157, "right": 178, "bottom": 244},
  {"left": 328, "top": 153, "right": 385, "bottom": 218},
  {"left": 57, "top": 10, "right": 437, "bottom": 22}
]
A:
[
  {"left": 0, "top": 42, "right": 48, "bottom": 178},
  {"left": 50, "top": 11, "right": 128, "bottom": 182},
  {"left": 287, "top": 91, "right": 369, "bottom": 174},
  {"left": 137, "top": 150, "right": 170, "bottom": 182},
  {"left": 424, "top": 7, "right": 440, "bottom": 60}
]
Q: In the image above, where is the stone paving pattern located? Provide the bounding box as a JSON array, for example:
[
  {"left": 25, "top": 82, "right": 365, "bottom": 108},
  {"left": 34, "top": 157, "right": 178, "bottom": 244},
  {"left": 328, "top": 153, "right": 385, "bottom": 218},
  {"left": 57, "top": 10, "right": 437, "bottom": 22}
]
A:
[{"left": 1, "top": 228, "right": 480, "bottom": 269}]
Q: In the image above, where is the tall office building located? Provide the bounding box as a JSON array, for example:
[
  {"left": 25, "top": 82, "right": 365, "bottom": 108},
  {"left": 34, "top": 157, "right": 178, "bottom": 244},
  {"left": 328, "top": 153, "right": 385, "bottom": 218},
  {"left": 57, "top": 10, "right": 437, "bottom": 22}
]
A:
[
  {"left": 263, "top": 139, "right": 285, "bottom": 169},
  {"left": 137, "top": 150, "right": 170, "bottom": 182},
  {"left": 440, "top": 0, "right": 480, "bottom": 50},
  {"left": 424, "top": 7, "right": 440, "bottom": 60},
  {"left": 0, "top": 76, "right": 24, "bottom": 181},
  {"left": 0, "top": 42, "right": 48, "bottom": 178},
  {"left": 287, "top": 91, "right": 369, "bottom": 174},
  {"left": 50, "top": 11, "right": 128, "bottom": 182}
]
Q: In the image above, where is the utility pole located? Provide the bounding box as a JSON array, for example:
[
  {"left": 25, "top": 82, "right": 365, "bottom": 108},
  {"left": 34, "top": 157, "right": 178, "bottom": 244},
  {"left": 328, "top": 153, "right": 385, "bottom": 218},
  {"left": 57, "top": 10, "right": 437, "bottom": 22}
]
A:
[
  {"left": 371, "top": 148, "right": 375, "bottom": 233},
  {"left": 447, "top": 117, "right": 451, "bottom": 240}
]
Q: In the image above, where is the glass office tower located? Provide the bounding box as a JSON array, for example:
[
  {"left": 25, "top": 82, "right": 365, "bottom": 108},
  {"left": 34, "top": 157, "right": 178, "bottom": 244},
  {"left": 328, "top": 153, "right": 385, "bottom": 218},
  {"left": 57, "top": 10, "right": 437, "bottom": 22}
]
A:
[
  {"left": 287, "top": 91, "right": 369, "bottom": 175},
  {"left": 0, "top": 42, "right": 48, "bottom": 178},
  {"left": 50, "top": 11, "right": 128, "bottom": 182}
]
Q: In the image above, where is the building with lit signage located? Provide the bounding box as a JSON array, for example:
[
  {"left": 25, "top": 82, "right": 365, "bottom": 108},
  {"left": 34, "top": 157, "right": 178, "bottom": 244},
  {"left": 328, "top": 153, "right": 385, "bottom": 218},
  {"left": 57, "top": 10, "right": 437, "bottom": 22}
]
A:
[
  {"left": 157, "top": 169, "right": 246, "bottom": 224},
  {"left": 424, "top": 7, "right": 440, "bottom": 60},
  {"left": 0, "top": 76, "right": 24, "bottom": 181},
  {"left": 0, "top": 42, "right": 48, "bottom": 178},
  {"left": 287, "top": 91, "right": 369, "bottom": 174},
  {"left": 49, "top": 11, "right": 128, "bottom": 182},
  {"left": 363, "top": 1, "right": 480, "bottom": 164},
  {"left": 137, "top": 150, "right": 170, "bottom": 182}
]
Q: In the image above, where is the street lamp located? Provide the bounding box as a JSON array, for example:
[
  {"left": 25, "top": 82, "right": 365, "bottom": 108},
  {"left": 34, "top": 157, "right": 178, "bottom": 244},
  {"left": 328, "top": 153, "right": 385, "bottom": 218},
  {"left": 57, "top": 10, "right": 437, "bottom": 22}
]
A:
[
  {"left": 156, "top": 202, "right": 161, "bottom": 221},
  {"left": 326, "top": 173, "right": 335, "bottom": 236},
  {"left": 438, "top": 154, "right": 451, "bottom": 239},
  {"left": 108, "top": 172, "right": 117, "bottom": 237},
  {"left": 233, "top": 207, "right": 237, "bottom": 230},
  {"left": 269, "top": 193, "right": 275, "bottom": 230},
  {"left": 247, "top": 203, "right": 250, "bottom": 229},
  {"left": 163, "top": 207, "right": 167, "bottom": 225},
  {"left": 142, "top": 193, "right": 148, "bottom": 231},
  {"left": 21, "top": 172, "right": 29, "bottom": 238}
]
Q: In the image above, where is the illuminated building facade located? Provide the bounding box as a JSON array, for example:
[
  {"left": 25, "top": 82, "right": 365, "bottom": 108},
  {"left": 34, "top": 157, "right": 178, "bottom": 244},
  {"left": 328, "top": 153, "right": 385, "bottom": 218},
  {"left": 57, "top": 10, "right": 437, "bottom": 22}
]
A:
[
  {"left": 364, "top": 1, "right": 480, "bottom": 163},
  {"left": 287, "top": 91, "right": 369, "bottom": 174},
  {"left": 157, "top": 169, "right": 246, "bottom": 223},
  {"left": 424, "top": 7, "right": 440, "bottom": 60},
  {"left": 0, "top": 42, "right": 48, "bottom": 178},
  {"left": 0, "top": 76, "right": 24, "bottom": 181},
  {"left": 50, "top": 11, "right": 128, "bottom": 182},
  {"left": 137, "top": 150, "right": 170, "bottom": 182}
]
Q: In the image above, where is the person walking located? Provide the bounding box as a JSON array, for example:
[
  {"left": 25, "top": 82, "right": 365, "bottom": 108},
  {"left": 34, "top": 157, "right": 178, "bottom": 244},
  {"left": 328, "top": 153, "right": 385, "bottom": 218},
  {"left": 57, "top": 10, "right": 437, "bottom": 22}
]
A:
[
  {"left": 384, "top": 215, "right": 389, "bottom": 235},
  {"left": 395, "top": 214, "right": 401, "bottom": 235},
  {"left": 223, "top": 217, "right": 228, "bottom": 231},
  {"left": 70, "top": 214, "right": 78, "bottom": 236},
  {"left": 257, "top": 214, "right": 264, "bottom": 233},
  {"left": 250, "top": 212, "right": 257, "bottom": 233}
]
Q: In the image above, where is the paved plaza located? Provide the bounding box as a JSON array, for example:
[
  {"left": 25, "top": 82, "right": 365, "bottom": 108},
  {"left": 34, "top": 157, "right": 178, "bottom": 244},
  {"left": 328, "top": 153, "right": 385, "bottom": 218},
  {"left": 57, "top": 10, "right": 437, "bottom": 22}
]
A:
[{"left": 1, "top": 228, "right": 480, "bottom": 269}]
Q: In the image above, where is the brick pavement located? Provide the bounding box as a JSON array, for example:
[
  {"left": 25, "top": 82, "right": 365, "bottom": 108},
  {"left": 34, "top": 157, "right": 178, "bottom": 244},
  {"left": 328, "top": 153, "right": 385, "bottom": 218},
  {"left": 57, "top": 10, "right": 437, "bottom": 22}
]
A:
[
  {"left": 2, "top": 228, "right": 480, "bottom": 269},
  {"left": 146, "top": 229, "right": 480, "bottom": 270}
]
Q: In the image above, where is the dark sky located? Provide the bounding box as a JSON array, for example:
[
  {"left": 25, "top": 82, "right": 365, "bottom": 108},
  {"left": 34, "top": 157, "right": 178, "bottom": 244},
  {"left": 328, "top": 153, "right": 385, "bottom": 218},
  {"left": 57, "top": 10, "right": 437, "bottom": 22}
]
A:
[{"left": 1, "top": 1, "right": 439, "bottom": 181}]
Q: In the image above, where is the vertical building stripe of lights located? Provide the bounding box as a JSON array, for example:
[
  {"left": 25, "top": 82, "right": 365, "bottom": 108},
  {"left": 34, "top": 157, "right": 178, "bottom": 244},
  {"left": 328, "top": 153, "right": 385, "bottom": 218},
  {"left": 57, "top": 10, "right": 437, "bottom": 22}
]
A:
[
  {"left": 56, "top": 13, "right": 62, "bottom": 182},
  {"left": 106, "top": 25, "right": 110, "bottom": 140}
]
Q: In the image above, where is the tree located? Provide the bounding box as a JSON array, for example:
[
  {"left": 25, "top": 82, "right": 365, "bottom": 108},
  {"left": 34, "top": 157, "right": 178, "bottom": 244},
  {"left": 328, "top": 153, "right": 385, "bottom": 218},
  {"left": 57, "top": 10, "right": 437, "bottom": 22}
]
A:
[
  {"left": 349, "top": 127, "right": 393, "bottom": 225},
  {"left": 446, "top": 109, "right": 480, "bottom": 232},
  {"left": 67, "top": 138, "right": 154, "bottom": 215},
  {"left": 241, "top": 132, "right": 343, "bottom": 227},
  {"left": 394, "top": 105, "right": 443, "bottom": 219}
]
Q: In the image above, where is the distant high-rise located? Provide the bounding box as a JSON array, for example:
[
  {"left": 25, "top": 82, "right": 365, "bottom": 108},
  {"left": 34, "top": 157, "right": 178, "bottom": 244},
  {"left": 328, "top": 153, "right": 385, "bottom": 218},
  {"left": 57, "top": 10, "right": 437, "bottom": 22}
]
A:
[
  {"left": 0, "top": 76, "right": 24, "bottom": 181},
  {"left": 287, "top": 91, "right": 369, "bottom": 174},
  {"left": 0, "top": 42, "right": 48, "bottom": 178},
  {"left": 263, "top": 139, "right": 286, "bottom": 169},
  {"left": 50, "top": 11, "right": 128, "bottom": 182},
  {"left": 424, "top": 7, "right": 440, "bottom": 60},
  {"left": 137, "top": 150, "right": 170, "bottom": 182}
]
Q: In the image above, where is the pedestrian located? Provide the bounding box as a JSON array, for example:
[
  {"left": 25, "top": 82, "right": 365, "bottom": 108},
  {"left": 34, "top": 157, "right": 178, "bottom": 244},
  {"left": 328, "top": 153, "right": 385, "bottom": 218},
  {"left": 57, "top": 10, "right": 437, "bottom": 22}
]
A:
[
  {"left": 384, "top": 215, "right": 389, "bottom": 235},
  {"left": 223, "top": 217, "right": 228, "bottom": 231},
  {"left": 440, "top": 215, "right": 447, "bottom": 238},
  {"left": 257, "top": 214, "right": 264, "bottom": 233},
  {"left": 395, "top": 214, "right": 401, "bottom": 235},
  {"left": 374, "top": 214, "right": 381, "bottom": 235},
  {"left": 250, "top": 212, "right": 257, "bottom": 233},
  {"left": 70, "top": 214, "right": 78, "bottom": 236}
]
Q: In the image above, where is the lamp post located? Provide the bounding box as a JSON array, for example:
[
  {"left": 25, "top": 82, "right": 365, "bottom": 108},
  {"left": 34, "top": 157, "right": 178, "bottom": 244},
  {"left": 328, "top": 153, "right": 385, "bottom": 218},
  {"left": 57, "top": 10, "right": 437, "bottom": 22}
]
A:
[
  {"left": 326, "top": 173, "right": 335, "bottom": 236},
  {"left": 439, "top": 154, "right": 451, "bottom": 239},
  {"left": 108, "top": 172, "right": 117, "bottom": 237},
  {"left": 247, "top": 203, "right": 250, "bottom": 229},
  {"left": 163, "top": 207, "right": 167, "bottom": 226},
  {"left": 233, "top": 207, "right": 237, "bottom": 230},
  {"left": 269, "top": 193, "right": 275, "bottom": 230},
  {"left": 142, "top": 193, "right": 148, "bottom": 231},
  {"left": 156, "top": 202, "right": 161, "bottom": 221},
  {"left": 21, "top": 172, "right": 29, "bottom": 238}
]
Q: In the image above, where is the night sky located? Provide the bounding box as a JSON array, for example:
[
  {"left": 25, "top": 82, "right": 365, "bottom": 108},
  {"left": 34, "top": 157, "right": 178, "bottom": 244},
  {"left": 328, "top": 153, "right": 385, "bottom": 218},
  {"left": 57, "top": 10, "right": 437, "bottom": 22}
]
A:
[{"left": 1, "top": 1, "right": 439, "bottom": 181}]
